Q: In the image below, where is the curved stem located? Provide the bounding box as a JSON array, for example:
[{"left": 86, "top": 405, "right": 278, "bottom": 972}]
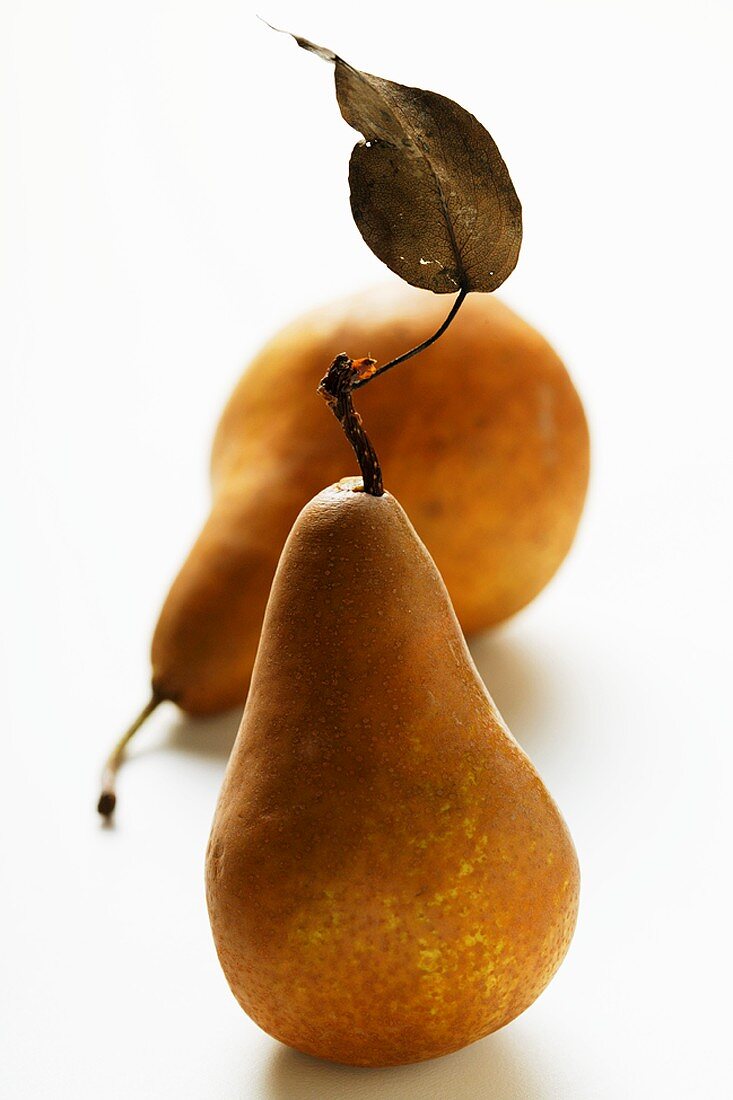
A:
[
  {"left": 97, "top": 694, "right": 162, "bottom": 818},
  {"left": 353, "top": 286, "right": 468, "bottom": 390},
  {"left": 318, "top": 355, "right": 384, "bottom": 496}
]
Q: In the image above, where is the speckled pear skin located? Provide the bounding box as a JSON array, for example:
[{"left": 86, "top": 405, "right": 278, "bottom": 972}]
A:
[
  {"left": 152, "top": 283, "right": 589, "bottom": 714},
  {"left": 206, "top": 480, "right": 579, "bottom": 1067}
]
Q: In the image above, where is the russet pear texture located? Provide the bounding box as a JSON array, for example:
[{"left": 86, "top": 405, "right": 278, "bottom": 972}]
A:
[
  {"left": 152, "top": 283, "right": 589, "bottom": 715},
  {"left": 206, "top": 480, "right": 579, "bottom": 1067}
]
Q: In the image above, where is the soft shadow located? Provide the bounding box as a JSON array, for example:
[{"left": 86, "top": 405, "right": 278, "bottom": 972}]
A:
[
  {"left": 164, "top": 706, "right": 242, "bottom": 761},
  {"left": 468, "top": 628, "right": 559, "bottom": 758},
  {"left": 123, "top": 704, "right": 242, "bottom": 767},
  {"left": 263, "top": 1030, "right": 551, "bottom": 1100}
]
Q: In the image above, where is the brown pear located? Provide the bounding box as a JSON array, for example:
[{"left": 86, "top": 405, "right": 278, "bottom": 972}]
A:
[
  {"left": 98, "top": 285, "right": 589, "bottom": 816},
  {"left": 154, "top": 283, "right": 589, "bottom": 715},
  {"left": 206, "top": 478, "right": 579, "bottom": 1067}
]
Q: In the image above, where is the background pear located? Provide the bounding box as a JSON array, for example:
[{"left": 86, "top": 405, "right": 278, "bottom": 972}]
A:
[
  {"left": 154, "top": 283, "right": 589, "bottom": 715},
  {"left": 206, "top": 478, "right": 579, "bottom": 1067}
]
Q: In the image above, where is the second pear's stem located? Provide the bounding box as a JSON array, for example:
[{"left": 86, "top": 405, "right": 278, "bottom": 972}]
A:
[
  {"left": 318, "top": 355, "right": 384, "bottom": 496},
  {"left": 97, "top": 694, "right": 162, "bottom": 818}
]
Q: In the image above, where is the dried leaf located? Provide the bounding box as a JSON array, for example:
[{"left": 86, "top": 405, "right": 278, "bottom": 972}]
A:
[{"left": 273, "top": 26, "right": 522, "bottom": 294}]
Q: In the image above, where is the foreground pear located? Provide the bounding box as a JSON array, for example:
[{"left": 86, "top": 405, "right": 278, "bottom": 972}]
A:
[
  {"left": 154, "top": 284, "right": 589, "bottom": 715},
  {"left": 206, "top": 478, "right": 579, "bottom": 1067}
]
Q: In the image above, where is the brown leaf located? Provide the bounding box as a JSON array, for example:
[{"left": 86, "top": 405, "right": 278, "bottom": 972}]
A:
[{"left": 273, "top": 27, "right": 522, "bottom": 294}]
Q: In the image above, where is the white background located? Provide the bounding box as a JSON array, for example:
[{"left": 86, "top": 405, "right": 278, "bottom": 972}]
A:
[{"left": 2, "top": 1, "right": 732, "bottom": 1096}]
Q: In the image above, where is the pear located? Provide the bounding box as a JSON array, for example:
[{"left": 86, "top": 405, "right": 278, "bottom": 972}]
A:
[
  {"left": 154, "top": 284, "right": 589, "bottom": 715},
  {"left": 206, "top": 477, "right": 579, "bottom": 1067},
  {"left": 98, "top": 285, "right": 588, "bottom": 815}
]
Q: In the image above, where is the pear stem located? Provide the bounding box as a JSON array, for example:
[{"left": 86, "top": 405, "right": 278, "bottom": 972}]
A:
[
  {"left": 318, "top": 354, "right": 384, "bottom": 496},
  {"left": 97, "top": 694, "right": 162, "bottom": 818},
  {"left": 352, "top": 286, "right": 468, "bottom": 390},
  {"left": 318, "top": 289, "right": 468, "bottom": 494}
]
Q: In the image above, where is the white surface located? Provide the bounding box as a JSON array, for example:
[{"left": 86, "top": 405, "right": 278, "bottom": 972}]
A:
[{"left": 2, "top": 1, "right": 732, "bottom": 1096}]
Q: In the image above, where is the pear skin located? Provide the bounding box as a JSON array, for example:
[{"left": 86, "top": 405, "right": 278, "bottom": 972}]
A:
[
  {"left": 155, "top": 284, "right": 589, "bottom": 713},
  {"left": 206, "top": 479, "right": 579, "bottom": 1067}
]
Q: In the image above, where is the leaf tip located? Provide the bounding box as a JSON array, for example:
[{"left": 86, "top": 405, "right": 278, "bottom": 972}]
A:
[{"left": 259, "top": 17, "right": 336, "bottom": 64}]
